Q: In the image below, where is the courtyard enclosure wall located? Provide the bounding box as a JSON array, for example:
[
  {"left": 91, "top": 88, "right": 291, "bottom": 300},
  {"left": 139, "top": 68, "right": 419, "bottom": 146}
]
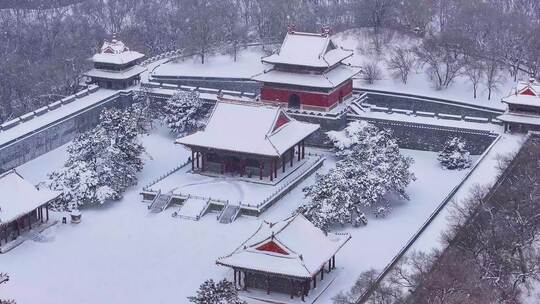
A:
[
  {"left": 356, "top": 134, "right": 504, "bottom": 303},
  {"left": 0, "top": 90, "right": 133, "bottom": 172}
]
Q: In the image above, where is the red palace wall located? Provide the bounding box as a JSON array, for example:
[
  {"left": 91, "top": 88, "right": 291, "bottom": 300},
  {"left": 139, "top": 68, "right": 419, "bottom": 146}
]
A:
[{"left": 260, "top": 79, "right": 353, "bottom": 110}]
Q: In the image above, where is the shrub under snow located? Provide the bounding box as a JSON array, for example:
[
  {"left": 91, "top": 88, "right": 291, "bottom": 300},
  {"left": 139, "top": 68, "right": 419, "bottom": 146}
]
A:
[
  {"left": 299, "top": 121, "right": 415, "bottom": 230},
  {"left": 438, "top": 137, "right": 472, "bottom": 170},
  {"left": 188, "top": 279, "right": 245, "bottom": 304}
]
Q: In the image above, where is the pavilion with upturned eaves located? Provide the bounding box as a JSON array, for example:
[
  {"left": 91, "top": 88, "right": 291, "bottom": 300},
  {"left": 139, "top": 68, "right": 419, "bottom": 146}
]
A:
[
  {"left": 85, "top": 38, "right": 146, "bottom": 90},
  {"left": 216, "top": 214, "right": 351, "bottom": 300},
  {"left": 499, "top": 78, "right": 540, "bottom": 133},
  {"left": 176, "top": 100, "right": 319, "bottom": 182},
  {"left": 0, "top": 170, "right": 60, "bottom": 252},
  {"left": 252, "top": 27, "right": 360, "bottom": 112}
]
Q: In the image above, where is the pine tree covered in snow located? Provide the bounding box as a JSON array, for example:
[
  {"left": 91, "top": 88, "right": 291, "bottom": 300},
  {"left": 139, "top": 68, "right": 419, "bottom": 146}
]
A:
[
  {"left": 188, "top": 279, "right": 245, "bottom": 304},
  {"left": 299, "top": 121, "right": 415, "bottom": 230},
  {"left": 164, "top": 90, "right": 208, "bottom": 135},
  {"left": 437, "top": 137, "right": 472, "bottom": 170},
  {"left": 48, "top": 106, "right": 145, "bottom": 210}
]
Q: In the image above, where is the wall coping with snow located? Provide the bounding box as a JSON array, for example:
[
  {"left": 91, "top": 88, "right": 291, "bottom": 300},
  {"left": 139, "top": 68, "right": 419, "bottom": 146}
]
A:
[
  {"left": 0, "top": 85, "right": 128, "bottom": 149},
  {"left": 355, "top": 88, "right": 505, "bottom": 114}
]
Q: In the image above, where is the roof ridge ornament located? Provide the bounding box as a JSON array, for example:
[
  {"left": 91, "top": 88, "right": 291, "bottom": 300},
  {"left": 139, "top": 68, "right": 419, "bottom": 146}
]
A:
[
  {"left": 321, "top": 26, "right": 331, "bottom": 37},
  {"left": 287, "top": 23, "right": 296, "bottom": 34}
]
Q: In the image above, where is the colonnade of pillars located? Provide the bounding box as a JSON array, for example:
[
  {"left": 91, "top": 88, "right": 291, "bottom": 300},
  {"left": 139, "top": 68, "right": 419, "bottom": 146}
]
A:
[
  {"left": 189, "top": 140, "right": 306, "bottom": 182},
  {"left": 231, "top": 255, "right": 336, "bottom": 301}
]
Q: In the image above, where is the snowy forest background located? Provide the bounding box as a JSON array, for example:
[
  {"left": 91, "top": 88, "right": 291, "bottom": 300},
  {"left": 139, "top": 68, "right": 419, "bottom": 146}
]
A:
[{"left": 1, "top": 0, "right": 540, "bottom": 123}]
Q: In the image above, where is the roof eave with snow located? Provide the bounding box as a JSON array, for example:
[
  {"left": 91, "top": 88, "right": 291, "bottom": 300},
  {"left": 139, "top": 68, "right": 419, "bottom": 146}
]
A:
[
  {"left": 91, "top": 51, "right": 145, "bottom": 65},
  {"left": 216, "top": 214, "right": 352, "bottom": 278},
  {"left": 84, "top": 65, "right": 147, "bottom": 80},
  {"left": 0, "top": 170, "right": 61, "bottom": 225},
  {"left": 176, "top": 102, "right": 320, "bottom": 157},
  {"left": 251, "top": 65, "right": 360, "bottom": 89}
]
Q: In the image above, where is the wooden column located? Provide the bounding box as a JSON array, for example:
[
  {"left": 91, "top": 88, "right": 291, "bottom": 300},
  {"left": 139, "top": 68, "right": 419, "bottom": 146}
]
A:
[
  {"left": 297, "top": 144, "right": 301, "bottom": 161},
  {"left": 201, "top": 153, "right": 206, "bottom": 171},
  {"left": 234, "top": 269, "right": 237, "bottom": 286},
  {"left": 266, "top": 276, "right": 270, "bottom": 295},
  {"left": 196, "top": 152, "right": 200, "bottom": 169},
  {"left": 328, "top": 259, "right": 332, "bottom": 272},
  {"left": 269, "top": 161, "right": 273, "bottom": 182},
  {"left": 290, "top": 279, "right": 294, "bottom": 299},
  {"left": 302, "top": 141, "right": 305, "bottom": 159},
  {"left": 274, "top": 159, "right": 278, "bottom": 178},
  {"left": 290, "top": 149, "right": 294, "bottom": 167},
  {"left": 191, "top": 151, "right": 195, "bottom": 170},
  {"left": 332, "top": 255, "right": 336, "bottom": 269},
  {"left": 259, "top": 163, "right": 263, "bottom": 180},
  {"left": 243, "top": 271, "right": 248, "bottom": 290},
  {"left": 313, "top": 275, "right": 316, "bottom": 289},
  {"left": 320, "top": 268, "right": 324, "bottom": 280},
  {"left": 41, "top": 207, "right": 44, "bottom": 223},
  {"left": 46, "top": 205, "right": 49, "bottom": 221},
  {"left": 282, "top": 158, "right": 286, "bottom": 173},
  {"left": 28, "top": 213, "right": 32, "bottom": 230}
]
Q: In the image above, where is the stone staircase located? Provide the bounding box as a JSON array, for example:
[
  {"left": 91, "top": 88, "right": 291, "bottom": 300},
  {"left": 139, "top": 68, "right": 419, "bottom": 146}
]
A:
[
  {"left": 148, "top": 191, "right": 173, "bottom": 213},
  {"left": 218, "top": 204, "right": 241, "bottom": 224}
]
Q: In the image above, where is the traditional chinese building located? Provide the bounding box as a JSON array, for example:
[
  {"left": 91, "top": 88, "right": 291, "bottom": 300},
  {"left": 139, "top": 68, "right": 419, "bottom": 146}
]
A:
[
  {"left": 252, "top": 27, "right": 360, "bottom": 112},
  {"left": 499, "top": 78, "right": 540, "bottom": 133},
  {"left": 176, "top": 100, "right": 319, "bottom": 182},
  {"left": 216, "top": 214, "right": 351, "bottom": 300},
  {"left": 0, "top": 170, "right": 60, "bottom": 252},
  {"left": 85, "top": 38, "right": 146, "bottom": 90}
]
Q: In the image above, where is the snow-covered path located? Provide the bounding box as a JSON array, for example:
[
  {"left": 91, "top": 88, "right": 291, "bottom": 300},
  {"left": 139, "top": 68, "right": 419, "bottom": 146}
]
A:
[{"left": 3, "top": 127, "right": 481, "bottom": 304}]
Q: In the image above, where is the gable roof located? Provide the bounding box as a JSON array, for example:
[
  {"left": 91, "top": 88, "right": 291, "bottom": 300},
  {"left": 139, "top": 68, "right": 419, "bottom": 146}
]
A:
[
  {"left": 502, "top": 80, "right": 540, "bottom": 107},
  {"left": 261, "top": 31, "right": 353, "bottom": 68},
  {"left": 91, "top": 39, "right": 144, "bottom": 65},
  {"left": 176, "top": 101, "right": 319, "bottom": 157},
  {"left": 216, "top": 214, "right": 351, "bottom": 278},
  {"left": 0, "top": 170, "right": 60, "bottom": 225}
]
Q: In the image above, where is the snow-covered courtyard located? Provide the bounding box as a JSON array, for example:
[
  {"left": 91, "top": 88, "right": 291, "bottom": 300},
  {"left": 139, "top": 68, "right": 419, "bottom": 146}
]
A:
[{"left": 2, "top": 125, "right": 476, "bottom": 304}]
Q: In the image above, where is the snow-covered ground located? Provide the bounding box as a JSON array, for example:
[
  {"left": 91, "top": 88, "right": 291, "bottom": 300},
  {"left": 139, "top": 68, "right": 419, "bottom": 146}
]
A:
[
  {"left": 3, "top": 125, "right": 477, "bottom": 304},
  {"left": 148, "top": 29, "right": 521, "bottom": 111},
  {"left": 335, "top": 29, "right": 514, "bottom": 111},
  {"left": 150, "top": 47, "right": 268, "bottom": 80}
]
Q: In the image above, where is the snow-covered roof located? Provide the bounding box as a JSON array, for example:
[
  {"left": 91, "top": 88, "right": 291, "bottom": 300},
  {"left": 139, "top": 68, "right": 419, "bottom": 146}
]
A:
[
  {"left": 497, "top": 112, "right": 540, "bottom": 126},
  {"left": 176, "top": 101, "right": 319, "bottom": 157},
  {"left": 0, "top": 170, "right": 60, "bottom": 224},
  {"left": 502, "top": 80, "right": 540, "bottom": 107},
  {"left": 216, "top": 214, "right": 351, "bottom": 278},
  {"left": 91, "top": 39, "right": 144, "bottom": 65},
  {"left": 252, "top": 65, "right": 360, "bottom": 88},
  {"left": 262, "top": 31, "right": 353, "bottom": 68},
  {"left": 85, "top": 65, "right": 146, "bottom": 80}
]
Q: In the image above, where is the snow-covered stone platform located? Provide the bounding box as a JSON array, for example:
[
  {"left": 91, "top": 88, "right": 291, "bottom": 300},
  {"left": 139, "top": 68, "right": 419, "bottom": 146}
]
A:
[{"left": 142, "top": 152, "right": 325, "bottom": 219}]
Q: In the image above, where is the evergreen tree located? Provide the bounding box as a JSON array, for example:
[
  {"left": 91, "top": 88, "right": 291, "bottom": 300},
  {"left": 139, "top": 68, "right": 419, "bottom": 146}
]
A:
[
  {"left": 48, "top": 106, "right": 145, "bottom": 210},
  {"left": 164, "top": 90, "right": 208, "bottom": 135},
  {"left": 188, "top": 279, "right": 245, "bottom": 304},
  {"left": 300, "top": 121, "right": 415, "bottom": 230},
  {"left": 438, "top": 137, "right": 472, "bottom": 170}
]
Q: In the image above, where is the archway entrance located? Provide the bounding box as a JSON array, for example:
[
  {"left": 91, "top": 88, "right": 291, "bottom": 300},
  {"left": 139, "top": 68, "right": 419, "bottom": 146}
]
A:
[{"left": 288, "top": 94, "right": 301, "bottom": 109}]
